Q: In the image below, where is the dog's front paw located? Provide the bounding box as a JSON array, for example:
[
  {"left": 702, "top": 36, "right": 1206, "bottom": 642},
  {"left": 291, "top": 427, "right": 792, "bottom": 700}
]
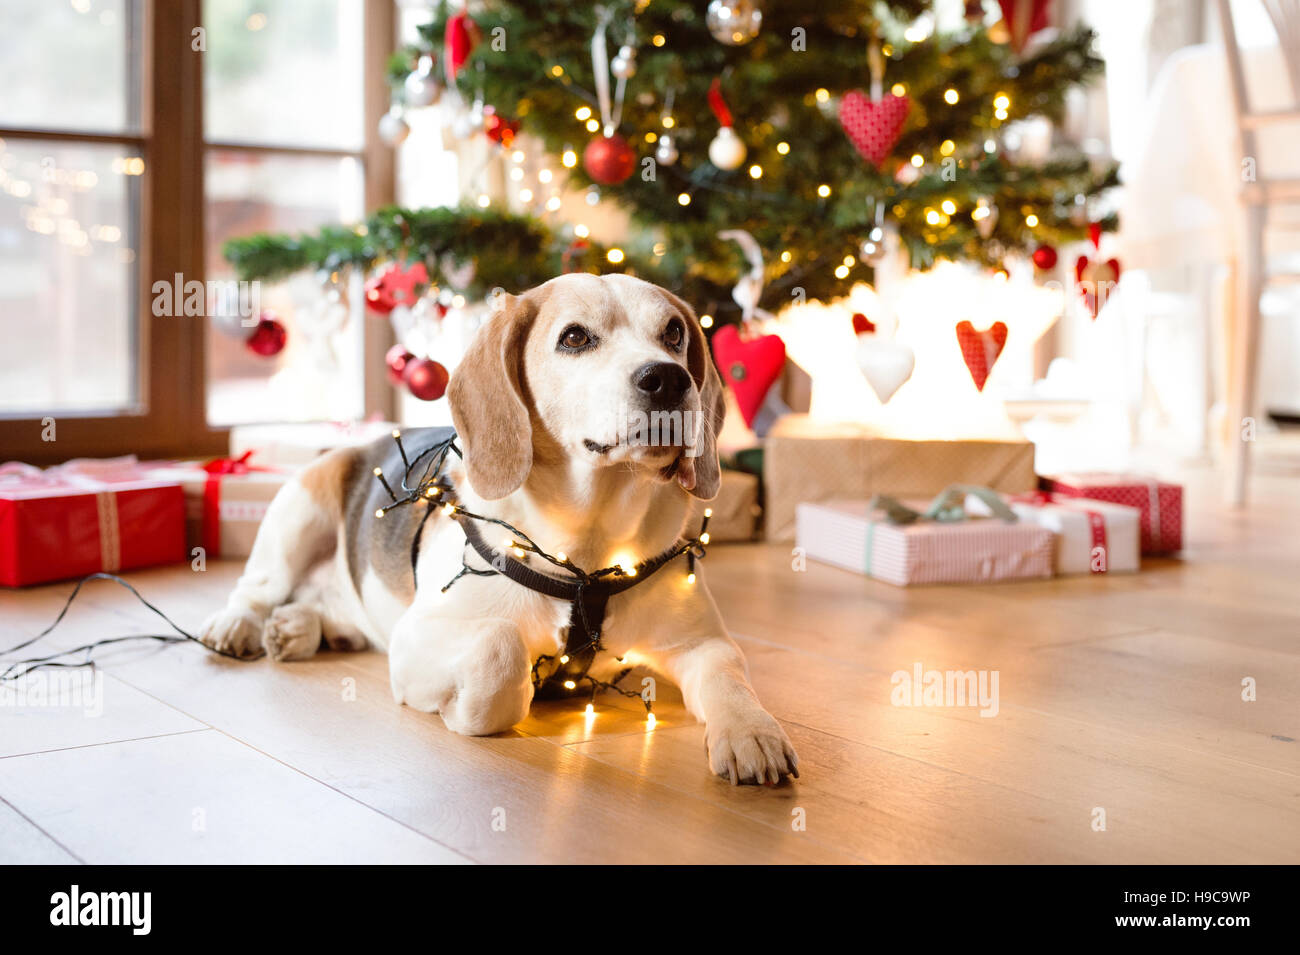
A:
[
  {"left": 262, "top": 604, "right": 322, "bottom": 662},
  {"left": 198, "top": 606, "right": 266, "bottom": 659},
  {"left": 706, "top": 708, "right": 799, "bottom": 786}
]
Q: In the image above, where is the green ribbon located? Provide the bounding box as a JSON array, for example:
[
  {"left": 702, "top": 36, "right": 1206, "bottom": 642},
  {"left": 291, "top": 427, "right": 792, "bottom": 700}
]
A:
[{"left": 868, "top": 484, "right": 1019, "bottom": 526}]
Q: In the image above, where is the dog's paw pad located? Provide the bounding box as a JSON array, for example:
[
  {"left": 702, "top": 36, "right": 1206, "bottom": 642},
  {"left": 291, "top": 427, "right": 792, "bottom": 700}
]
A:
[
  {"left": 198, "top": 608, "right": 266, "bottom": 659},
  {"left": 262, "top": 605, "right": 322, "bottom": 662}
]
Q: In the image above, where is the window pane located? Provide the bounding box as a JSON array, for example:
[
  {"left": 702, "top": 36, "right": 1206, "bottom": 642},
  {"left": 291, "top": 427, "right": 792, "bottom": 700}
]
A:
[
  {"left": 0, "top": 138, "right": 139, "bottom": 416},
  {"left": 203, "top": 0, "right": 364, "bottom": 150},
  {"left": 0, "top": 0, "right": 140, "bottom": 134},
  {"left": 205, "top": 149, "right": 365, "bottom": 426}
]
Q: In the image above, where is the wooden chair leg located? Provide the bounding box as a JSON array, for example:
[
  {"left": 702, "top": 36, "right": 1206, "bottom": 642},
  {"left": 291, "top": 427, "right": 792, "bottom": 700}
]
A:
[{"left": 1226, "top": 204, "right": 1265, "bottom": 507}]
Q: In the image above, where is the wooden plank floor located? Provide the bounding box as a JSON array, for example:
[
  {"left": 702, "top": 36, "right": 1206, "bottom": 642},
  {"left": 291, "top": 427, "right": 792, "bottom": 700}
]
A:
[{"left": 2, "top": 466, "right": 1297, "bottom": 864}]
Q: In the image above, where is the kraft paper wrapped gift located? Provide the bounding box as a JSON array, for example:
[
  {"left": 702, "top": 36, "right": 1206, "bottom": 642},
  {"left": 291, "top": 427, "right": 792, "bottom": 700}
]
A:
[
  {"left": 1006, "top": 492, "right": 1140, "bottom": 575},
  {"left": 687, "top": 468, "right": 761, "bottom": 542},
  {"left": 229, "top": 419, "right": 398, "bottom": 468},
  {"left": 1041, "top": 473, "right": 1183, "bottom": 555},
  {"left": 0, "top": 459, "right": 186, "bottom": 587},
  {"left": 765, "top": 415, "right": 1037, "bottom": 540},
  {"left": 143, "top": 454, "right": 293, "bottom": 560},
  {"left": 795, "top": 495, "right": 1054, "bottom": 587}
]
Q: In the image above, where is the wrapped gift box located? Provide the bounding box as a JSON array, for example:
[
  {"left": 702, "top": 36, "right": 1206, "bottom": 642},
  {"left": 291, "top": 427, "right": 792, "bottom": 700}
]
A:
[
  {"left": 687, "top": 468, "right": 761, "bottom": 543},
  {"left": 1007, "top": 492, "right": 1140, "bottom": 575},
  {"left": 229, "top": 419, "right": 398, "bottom": 467},
  {"left": 0, "top": 460, "right": 186, "bottom": 587},
  {"left": 1041, "top": 473, "right": 1182, "bottom": 554},
  {"left": 143, "top": 454, "right": 293, "bottom": 560},
  {"left": 796, "top": 499, "right": 1054, "bottom": 586},
  {"left": 765, "top": 415, "right": 1037, "bottom": 540}
]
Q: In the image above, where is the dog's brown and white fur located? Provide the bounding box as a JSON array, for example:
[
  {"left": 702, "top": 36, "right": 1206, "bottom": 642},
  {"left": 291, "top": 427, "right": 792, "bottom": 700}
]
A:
[{"left": 199, "top": 274, "right": 798, "bottom": 785}]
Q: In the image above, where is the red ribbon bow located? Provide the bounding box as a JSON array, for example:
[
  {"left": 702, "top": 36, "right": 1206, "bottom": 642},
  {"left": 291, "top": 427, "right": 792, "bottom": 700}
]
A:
[{"left": 200, "top": 451, "right": 269, "bottom": 554}]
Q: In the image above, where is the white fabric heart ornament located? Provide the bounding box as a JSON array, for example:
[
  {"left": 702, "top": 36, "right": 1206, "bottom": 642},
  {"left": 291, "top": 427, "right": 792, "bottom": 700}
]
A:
[{"left": 856, "top": 335, "right": 915, "bottom": 404}]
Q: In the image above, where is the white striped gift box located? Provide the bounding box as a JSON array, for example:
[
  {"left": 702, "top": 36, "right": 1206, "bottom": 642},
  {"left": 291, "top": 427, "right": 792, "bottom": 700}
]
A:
[{"left": 796, "top": 499, "right": 1054, "bottom": 587}]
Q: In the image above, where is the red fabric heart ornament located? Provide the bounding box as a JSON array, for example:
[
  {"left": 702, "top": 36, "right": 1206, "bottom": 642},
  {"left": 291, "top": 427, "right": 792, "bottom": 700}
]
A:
[
  {"left": 997, "top": 0, "right": 1051, "bottom": 53},
  {"left": 839, "top": 91, "right": 911, "bottom": 169},
  {"left": 955, "top": 320, "right": 1008, "bottom": 392},
  {"left": 1074, "top": 255, "right": 1121, "bottom": 320},
  {"left": 711, "top": 324, "right": 786, "bottom": 428}
]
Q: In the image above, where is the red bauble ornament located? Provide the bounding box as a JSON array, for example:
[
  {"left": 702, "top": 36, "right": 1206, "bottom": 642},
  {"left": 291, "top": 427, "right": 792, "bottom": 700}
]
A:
[
  {"left": 386, "top": 344, "right": 415, "bottom": 385},
  {"left": 246, "top": 314, "right": 287, "bottom": 357},
  {"left": 403, "top": 357, "right": 449, "bottom": 401},
  {"left": 583, "top": 133, "right": 637, "bottom": 185},
  {"left": 710, "top": 324, "right": 786, "bottom": 428},
  {"left": 365, "top": 262, "right": 429, "bottom": 315},
  {"left": 482, "top": 107, "right": 519, "bottom": 146},
  {"left": 851, "top": 312, "right": 877, "bottom": 335},
  {"left": 1031, "top": 244, "right": 1058, "bottom": 270},
  {"left": 955, "top": 320, "right": 1008, "bottom": 392},
  {"left": 839, "top": 90, "right": 911, "bottom": 169}
]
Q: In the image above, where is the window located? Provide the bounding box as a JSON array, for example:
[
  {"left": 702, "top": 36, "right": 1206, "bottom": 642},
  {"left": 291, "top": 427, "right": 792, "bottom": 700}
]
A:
[
  {"left": 0, "top": 1, "right": 144, "bottom": 420},
  {"left": 0, "top": 0, "right": 394, "bottom": 462},
  {"left": 202, "top": 0, "right": 370, "bottom": 426}
]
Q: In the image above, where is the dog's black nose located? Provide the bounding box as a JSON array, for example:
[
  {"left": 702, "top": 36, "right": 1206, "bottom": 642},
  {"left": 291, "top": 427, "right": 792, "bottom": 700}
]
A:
[{"left": 633, "top": 361, "right": 690, "bottom": 408}]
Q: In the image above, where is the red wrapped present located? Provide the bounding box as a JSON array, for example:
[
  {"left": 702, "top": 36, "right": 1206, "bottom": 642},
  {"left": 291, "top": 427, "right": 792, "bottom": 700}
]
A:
[
  {"left": 0, "top": 460, "right": 187, "bottom": 587},
  {"left": 1040, "top": 473, "right": 1182, "bottom": 555}
]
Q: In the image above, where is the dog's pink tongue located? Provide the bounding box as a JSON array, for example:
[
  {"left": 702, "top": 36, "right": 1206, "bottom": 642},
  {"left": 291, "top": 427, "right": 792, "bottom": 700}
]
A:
[{"left": 676, "top": 454, "right": 697, "bottom": 491}]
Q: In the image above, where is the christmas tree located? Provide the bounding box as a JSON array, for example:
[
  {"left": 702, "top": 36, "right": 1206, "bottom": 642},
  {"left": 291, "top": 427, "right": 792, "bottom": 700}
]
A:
[{"left": 224, "top": 0, "right": 1118, "bottom": 330}]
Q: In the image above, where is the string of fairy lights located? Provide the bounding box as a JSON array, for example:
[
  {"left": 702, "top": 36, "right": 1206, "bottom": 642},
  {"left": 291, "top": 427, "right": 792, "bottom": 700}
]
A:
[{"left": 373, "top": 429, "right": 713, "bottom": 725}]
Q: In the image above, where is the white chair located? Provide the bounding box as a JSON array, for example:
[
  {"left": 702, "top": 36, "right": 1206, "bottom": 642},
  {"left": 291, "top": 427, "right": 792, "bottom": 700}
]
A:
[{"left": 1217, "top": 0, "right": 1300, "bottom": 504}]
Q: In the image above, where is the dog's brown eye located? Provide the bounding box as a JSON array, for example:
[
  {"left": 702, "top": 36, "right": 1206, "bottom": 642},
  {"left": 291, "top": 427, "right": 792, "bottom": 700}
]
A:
[
  {"left": 664, "top": 319, "right": 685, "bottom": 351},
  {"left": 559, "top": 325, "right": 591, "bottom": 350}
]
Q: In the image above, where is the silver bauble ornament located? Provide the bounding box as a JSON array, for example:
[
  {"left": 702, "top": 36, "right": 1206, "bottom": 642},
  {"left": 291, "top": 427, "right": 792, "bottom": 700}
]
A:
[
  {"left": 707, "top": 0, "right": 763, "bottom": 46},
  {"left": 611, "top": 44, "right": 637, "bottom": 79},
  {"left": 655, "top": 134, "right": 679, "bottom": 166},
  {"left": 974, "top": 197, "right": 999, "bottom": 240},
  {"left": 708, "top": 126, "right": 747, "bottom": 170},
  {"left": 859, "top": 226, "right": 887, "bottom": 264},
  {"left": 378, "top": 107, "right": 410, "bottom": 146},
  {"left": 404, "top": 55, "right": 441, "bottom": 108}
]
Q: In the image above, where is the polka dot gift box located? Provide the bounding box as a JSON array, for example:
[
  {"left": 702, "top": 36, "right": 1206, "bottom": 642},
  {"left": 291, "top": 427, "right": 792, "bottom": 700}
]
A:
[{"left": 1040, "top": 473, "right": 1183, "bottom": 556}]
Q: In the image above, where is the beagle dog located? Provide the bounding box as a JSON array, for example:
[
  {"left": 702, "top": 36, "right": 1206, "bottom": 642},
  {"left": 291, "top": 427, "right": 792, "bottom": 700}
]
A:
[{"left": 199, "top": 273, "right": 798, "bottom": 785}]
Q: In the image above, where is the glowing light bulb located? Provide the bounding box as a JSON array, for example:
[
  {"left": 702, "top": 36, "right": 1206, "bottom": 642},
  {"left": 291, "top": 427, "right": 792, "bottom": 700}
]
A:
[
  {"left": 941, "top": 199, "right": 956, "bottom": 215},
  {"left": 372, "top": 467, "right": 383, "bottom": 477},
  {"left": 538, "top": 169, "right": 553, "bottom": 183},
  {"left": 700, "top": 314, "right": 713, "bottom": 328},
  {"left": 835, "top": 265, "right": 850, "bottom": 279},
  {"left": 556, "top": 552, "right": 567, "bottom": 562},
  {"left": 574, "top": 224, "right": 589, "bottom": 238},
  {"left": 575, "top": 106, "right": 591, "bottom": 121},
  {"left": 646, "top": 713, "right": 656, "bottom": 730},
  {"left": 585, "top": 118, "right": 600, "bottom": 133},
  {"left": 891, "top": 83, "right": 906, "bottom": 97},
  {"left": 1025, "top": 213, "right": 1039, "bottom": 227},
  {"left": 677, "top": 192, "right": 691, "bottom": 206},
  {"left": 944, "top": 88, "right": 959, "bottom": 105},
  {"left": 563, "top": 680, "right": 576, "bottom": 690},
  {"left": 776, "top": 141, "right": 790, "bottom": 155},
  {"left": 442, "top": 503, "right": 456, "bottom": 515},
  {"left": 748, "top": 164, "right": 762, "bottom": 179},
  {"left": 518, "top": 188, "right": 533, "bottom": 202},
  {"left": 911, "top": 154, "right": 924, "bottom": 167},
  {"left": 993, "top": 93, "right": 1011, "bottom": 110},
  {"left": 687, "top": 572, "right": 696, "bottom": 584},
  {"left": 817, "top": 184, "right": 831, "bottom": 198},
  {"left": 704, "top": 508, "right": 713, "bottom": 518},
  {"left": 585, "top": 703, "right": 595, "bottom": 716},
  {"left": 476, "top": 194, "right": 490, "bottom": 208},
  {"left": 560, "top": 655, "right": 570, "bottom": 664},
  {"left": 374, "top": 509, "right": 384, "bottom": 519},
  {"left": 562, "top": 150, "right": 577, "bottom": 168},
  {"left": 699, "top": 532, "right": 711, "bottom": 545},
  {"left": 606, "top": 248, "right": 624, "bottom": 264}
]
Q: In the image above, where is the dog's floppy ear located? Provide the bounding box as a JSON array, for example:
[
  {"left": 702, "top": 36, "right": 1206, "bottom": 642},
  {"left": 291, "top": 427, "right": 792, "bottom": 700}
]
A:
[
  {"left": 448, "top": 292, "right": 536, "bottom": 500},
  {"left": 659, "top": 288, "right": 725, "bottom": 501}
]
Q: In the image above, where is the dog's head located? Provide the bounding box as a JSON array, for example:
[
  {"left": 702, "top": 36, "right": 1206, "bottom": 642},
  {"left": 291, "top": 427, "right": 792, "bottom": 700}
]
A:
[{"left": 447, "top": 273, "right": 725, "bottom": 502}]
